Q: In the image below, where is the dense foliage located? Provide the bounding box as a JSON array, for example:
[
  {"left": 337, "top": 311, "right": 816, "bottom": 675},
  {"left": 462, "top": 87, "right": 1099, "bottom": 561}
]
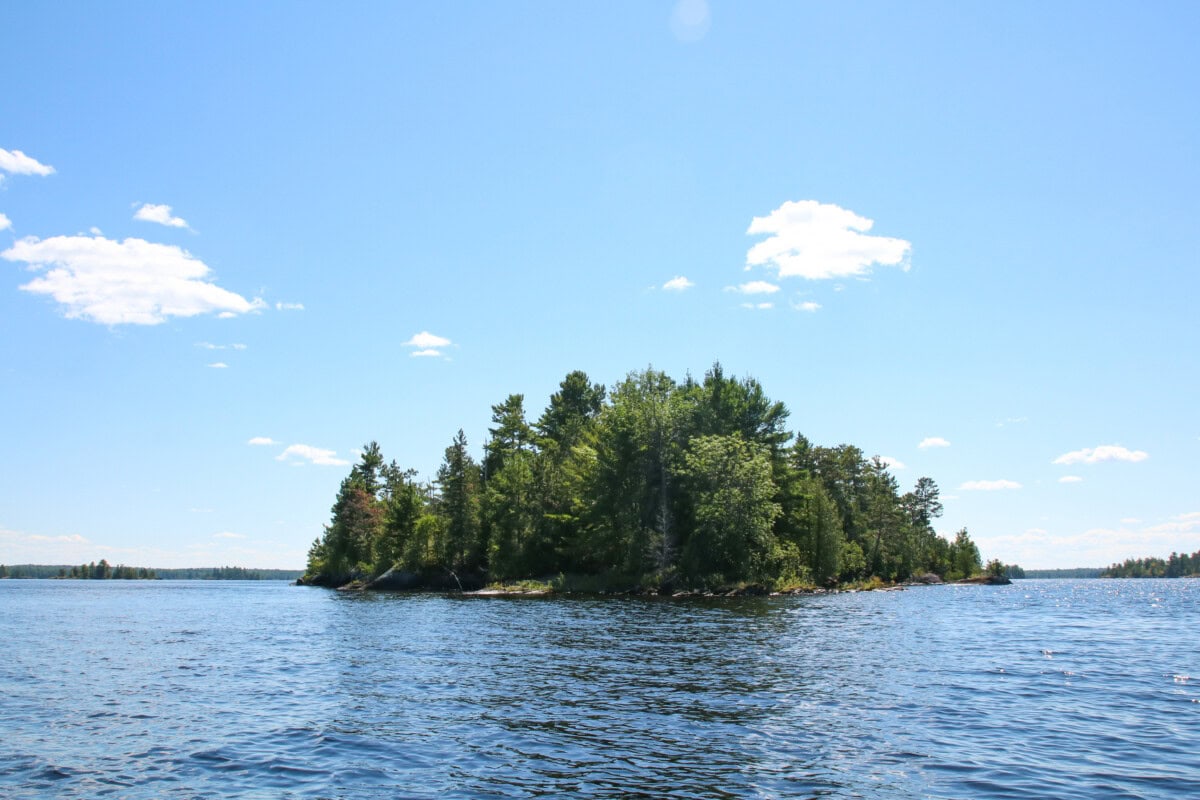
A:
[
  {"left": 1022, "top": 567, "right": 1103, "bottom": 579},
  {"left": 303, "top": 365, "right": 986, "bottom": 591},
  {"left": 0, "top": 561, "right": 156, "bottom": 579},
  {"left": 0, "top": 564, "right": 303, "bottom": 580},
  {"left": 1103, "top": 550, "right": 1200, "bottom": 578}
]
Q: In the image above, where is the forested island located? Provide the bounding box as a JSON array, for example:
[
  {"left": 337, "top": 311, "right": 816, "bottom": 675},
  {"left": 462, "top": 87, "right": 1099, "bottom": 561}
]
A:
[
  {"left": 0, "top": 563, "right": 302, "bottom": 581},
  {"left": 1102, "top": 550, "right": 1200, "bottom": 578},
  {"left": 303, "top": 365, "right": 1001, "bottom": 594}
]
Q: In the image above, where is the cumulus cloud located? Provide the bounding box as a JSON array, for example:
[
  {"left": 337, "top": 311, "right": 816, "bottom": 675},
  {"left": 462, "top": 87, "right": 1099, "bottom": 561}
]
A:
[
  {"left": 662, "top": 276, "right": 695, "bottom": 291},
  {"left": 404, "top": 331, "right": 452, "bottom": 358},
  {"left": 740, "top": 302, "right": 773, "bottom": 310},
  {"left": 791, "top": 300, "right": 821, "bottom": 312},
  {"left": 919, "top": 437, "right": 951, "bottom": 449},
  {"left": 1058, "top": 475, "right": 1084, "bottom": 484},
  {"left": 247, "top": 437, "right": 277, "bottom": 446},
  {"left": 986, "top": 512, "right": 1200, "bottom": 569},
  {"left": 0, "top": 148, "right": 55, "bottom": 176},
  {"left": 727, "top": 280, "right": 779, "bottom": 295},
  {"left": 133, "top": 203, "right": 189, "bottom": 229},
  {"left": 275, "top": 301, "right": 304, "bottom": 311},
  {"left": 1053, "top": 445, "right": 1148, "bottom": 465},
  {"left": 276, "top": 444, "right": 349, "bottom": 466},
  {"left": 878, "top": 456, "right": 906, "bottom": 471},
  {"left": 2, "top": 234, "right": 264, "bottom": 325},
  {"left": 0, "top": 213, "right": 11, "bottom": 231},
  {"left": 746, "top": 200, "right": 911, "bottom": 280},
  {"left": 207, "top": 362, "right": 228, "bottom": 369},
  {"left": 959, "top": 479, "right": 1021, "bottom": 491}
]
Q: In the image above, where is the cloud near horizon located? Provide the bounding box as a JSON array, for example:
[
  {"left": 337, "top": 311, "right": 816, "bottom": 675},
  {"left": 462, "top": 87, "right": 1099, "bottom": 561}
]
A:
[
  {"left": 746, "top": 200, "right": 911, "bottom": 280},
  {"left": 985, "top": 512, "right": 1200, "bottom": 570},
  {"left": 0, "top": 148, "right": 55, "bottom": 176},
  {"left": 2, "top": 234, "right": 264, "bottom": 325},
  {"left": 275, "top": 444, "right": 349, "bottom": 466},
  {"left": 1053, "top": 445, "right": 1148, "bottom": 465},
  {"left": 133, "top": 203, "right": 189, "bottom": 229}
]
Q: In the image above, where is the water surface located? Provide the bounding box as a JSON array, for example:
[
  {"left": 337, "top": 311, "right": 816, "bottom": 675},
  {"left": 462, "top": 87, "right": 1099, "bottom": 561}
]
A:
[{"left": 1, "top": 579, "right": 1196, "bottom": 798}]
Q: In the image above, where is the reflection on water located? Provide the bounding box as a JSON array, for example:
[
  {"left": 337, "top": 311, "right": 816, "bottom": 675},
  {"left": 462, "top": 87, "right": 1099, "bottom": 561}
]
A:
[{"left": 1, "top": 579, "right": 1197, "bottom": 798}]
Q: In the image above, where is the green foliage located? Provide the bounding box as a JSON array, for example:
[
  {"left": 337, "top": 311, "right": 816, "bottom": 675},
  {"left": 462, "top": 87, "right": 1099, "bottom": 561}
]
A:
[
  {"left": 948, "top": 528, "right": 983, "bottom": 580},
  {"left": 1103, "top": 550, "right": 1200, "bottom": 578},
  {"left": 301, "top": 365, "right": 994, "bottom": 591}
]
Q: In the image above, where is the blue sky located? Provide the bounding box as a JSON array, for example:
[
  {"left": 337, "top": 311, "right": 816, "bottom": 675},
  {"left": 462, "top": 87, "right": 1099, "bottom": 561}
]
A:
[{"left": 2, "top": 1, "right": 1197, "bottom": 570}]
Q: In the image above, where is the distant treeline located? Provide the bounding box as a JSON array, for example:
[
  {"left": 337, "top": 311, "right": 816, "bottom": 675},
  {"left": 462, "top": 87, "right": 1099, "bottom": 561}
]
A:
[
  {"left": 305, "top": 364, "right": 992, "bottom": 592},
  {"left": 0, "top": 562, "right": 302, "bottom": 581},
  {"left": 1023, "top": 568, "right": 1104, "bottom": 579},
  {"left": 1102, "top": 550, "right": 1200, "bottom": 579}
]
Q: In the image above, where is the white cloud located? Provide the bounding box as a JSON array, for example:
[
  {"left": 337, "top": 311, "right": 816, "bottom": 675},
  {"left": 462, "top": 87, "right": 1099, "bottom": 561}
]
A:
[
  {"left": 740, "top": 302, "right": 773, "bottom": 310},
  {"left": 404, "top": 331, "right": 453, "bottom": 357},
  {"left": 959, "top": 479, "right": 1022, "bottom": 491},
  {"left": 986, "top": 512, "right": 1200, "bottom": 569},
  {"left": 276, "top": 443, "right": 349, "bottom": 466},
  {"left": 133, "top": 203, "right": 189, "bottom": 229},
  {"left": 2, "top": 234, "right": 264, "bottom": 325},
  {"left": 275, "top": 301, "right": 304, "bottom": 311},
  {"left": 0, "top": 148, "right": 55, "bottom": 176},
  {"left": 792, "top": 300, "right": 821, "bottom": 312},
  {"left": 1058, "top": 475, "right": 1084, "bottom": 484},
  {"left": 727, "top": 280, "right": 779, "bottom": 295},
  {"left": 662, "top": 276, "right": 695, "bottom": 291},
  {"left": 918, "top": 437, "right": 951, "bottom": 449},
  {"left": 878, "top": 456, "right": 906, "bottom": 471},
  {"left": 213, "top": 531, "right": 245, "bottom": 539},
  {"left": 207, "top": 362, "right": 228, "bottom": 369},
  {"left": 197, "top": 342, "right": 247, "bottom": 351},
  {"left": 0, "top": 213, "right": 11, "bottom": 232},
  {"left": 404, "top": 331, "right": 451, "bottom": 349},
  {"left": 746, "top": 200, "right": 911, "bottom": 280},
  {"left": 670, "top": 0, "right": 711, "bottom": 42},
  {"left": 247, "top": 437, "right": 277, "bottom": 446},
  {"left": 1053, "top": 445, "right": 1149, "bottom": 465}
]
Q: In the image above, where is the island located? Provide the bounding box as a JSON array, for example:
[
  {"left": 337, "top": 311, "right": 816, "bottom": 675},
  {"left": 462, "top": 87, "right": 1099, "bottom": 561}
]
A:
[{"left": 301, "top": 364, "right": 1007, "bottom": 595}]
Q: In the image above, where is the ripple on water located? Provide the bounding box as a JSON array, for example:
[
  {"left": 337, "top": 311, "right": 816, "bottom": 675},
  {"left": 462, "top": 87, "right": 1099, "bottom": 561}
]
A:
[{"left": 0, "top": 579, "right": 1198, "bottom": 798}]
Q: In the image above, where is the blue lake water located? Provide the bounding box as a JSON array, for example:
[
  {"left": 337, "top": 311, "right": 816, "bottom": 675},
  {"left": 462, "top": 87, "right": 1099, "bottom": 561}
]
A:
[{"left": 1, "top": 578, "right": 1197, "bottom": 799}]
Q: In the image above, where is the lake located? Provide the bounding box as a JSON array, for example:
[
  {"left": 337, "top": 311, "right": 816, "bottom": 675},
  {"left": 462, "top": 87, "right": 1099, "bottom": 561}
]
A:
[{"left": 1, "top": 578, "right": 1196, "bottom": 798}]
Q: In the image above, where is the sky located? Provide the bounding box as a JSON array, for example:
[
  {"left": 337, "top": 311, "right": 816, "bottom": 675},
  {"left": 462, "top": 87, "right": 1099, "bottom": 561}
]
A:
[{"left": 2, "top": 1, "right": 1198, "bottom": 571}]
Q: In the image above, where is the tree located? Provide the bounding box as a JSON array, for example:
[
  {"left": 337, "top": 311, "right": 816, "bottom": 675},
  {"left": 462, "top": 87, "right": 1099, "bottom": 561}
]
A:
[
  {"left": 790, "top": 476, "right": 844, "bottom": 585},
  {"left": 436, "top": 429, "right": 483, "bottom": 572},
  {"left": 949, "top": 528, "right": 982, "bottom": 579},
  {"left": 678, "top": 434, "right": 781, "bottom": 584}
]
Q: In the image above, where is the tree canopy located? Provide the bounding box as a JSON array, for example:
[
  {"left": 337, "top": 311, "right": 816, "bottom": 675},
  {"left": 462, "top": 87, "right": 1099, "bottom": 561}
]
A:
[{"left": 303, "top": 364, "right": 986, "bottom": 591}]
